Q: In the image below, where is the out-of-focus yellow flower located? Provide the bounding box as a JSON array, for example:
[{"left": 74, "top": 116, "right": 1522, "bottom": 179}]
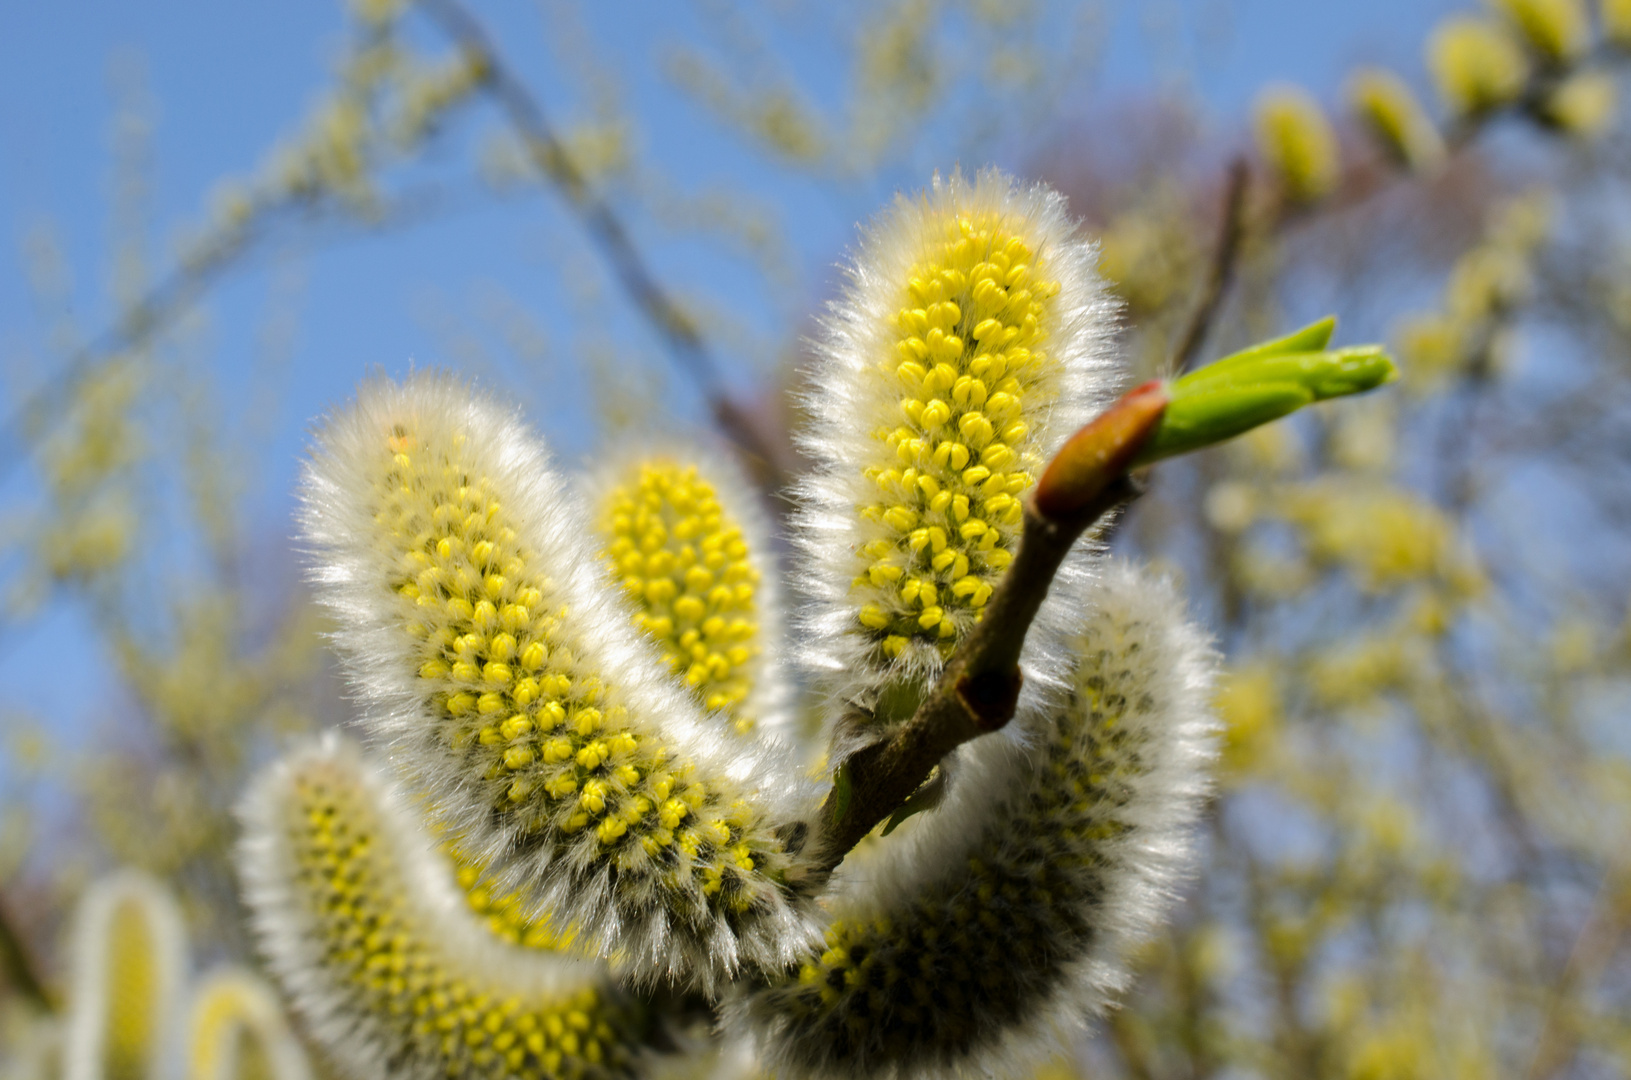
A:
[
  {"left": 351, "top": 0, "right": 400, "bottom": 28},
  {"left": 1280, "top": 484, "right": 1455, "bottom": 591},
  {"left": 1604, "top": 0, "right": 1631, "bottom": 46},
  {"left": 1543, "top": 70, "right": 1619, "bottom": 137},
  {"left": 1204, "top": 480, "right": 1257, "bottom": 533},
  {"left": 1215, "top": 664, "right": 1280, "bottom": 774},
  {"left": 1446, "top": 246, "right": 1533, "bottom": 320},
  {"left": 1347, "top": 69, "right": 1447, "bottom": 172},
  {"left": 1253, "top": 85, "right": 1341, "bottom": 202},
  {"left": 1550, "top": 618, "right": 1598, "bottom": 673},
  {"left": 1488, "top": 0, "right": 1590, "bottom": 62},
  {"left": 1098, "top": 211, "right": 1192, "bottom": 316},
  {"left": 1395, "top": 313, "right": 1469, "bottom": 388},
  {"left": 1329, "top": 400, "right": 1397, "bottom": 473},
  {"left": 1428, "top": 17, "right": 1530, "bottom": 117},
  {"left": 1309, "top": 636, "right": 1410, "bottom": 707}
]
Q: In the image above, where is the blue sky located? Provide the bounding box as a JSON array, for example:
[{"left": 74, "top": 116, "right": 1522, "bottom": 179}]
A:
[{"left": 0, "top": 0, "right": 1465, "bottom": 770}]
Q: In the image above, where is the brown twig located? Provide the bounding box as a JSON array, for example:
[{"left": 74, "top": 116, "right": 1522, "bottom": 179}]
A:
[
  {"left": 1524, "top": 869, "right": 1631, "bottom": 1080},
  {"left": 805, "top": 383, "right": 1169, "bottom": 874},
  {"left": 1171, "top": 158, "right": 1250, "bottom": 374},
  {"left": 415, "top": 0, "right": 787, "bottom": 489},
  {"left": 0, "top": 894, "right": 51, "bottom": 1011}
]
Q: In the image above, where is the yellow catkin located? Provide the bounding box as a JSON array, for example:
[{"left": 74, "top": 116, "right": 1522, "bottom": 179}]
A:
[
  {"left": 1253, "top": 85, "right": 1341, "bottom": 202},
  {"left": 1346, "top": 69, "right": 1447, "bottom": 172},
  {"left": 597, "top": 458, "right": 764, "bottom": 735},
  {"left": 852, "top": 214, "right": 1061, "bottom": 662},
  {"left": 186, "top": 970, "right": 309, "bottom": 1080},
  {"left": 1428, "top": 17, "right": 1530, "bottom": 116},
  {"left": 368, "top": 413, "right": 786, "bottom": 917},
  {"left": 1544, "top": 71, "right": 1618, "bottom": 136},
  {"left": 1604, "top": 0, "right": 1631, "bottom": 47},
  {"left": 1489, "top": 0, "right": 1589, "bottom": 62},
  {"left": 66, "top": 872, "right": 186, "bottom": 1080},
  {"left": 265, "top": 744, "right": 649, "bottom": 1080},
  {"left": 102, "top": 903, "right": 158, "bottom": 1080}
]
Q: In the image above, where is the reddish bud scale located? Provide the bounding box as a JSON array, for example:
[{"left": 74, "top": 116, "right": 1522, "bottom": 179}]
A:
[{"left": 1032, "top": 380, "right": 1169, "bottom": 521}]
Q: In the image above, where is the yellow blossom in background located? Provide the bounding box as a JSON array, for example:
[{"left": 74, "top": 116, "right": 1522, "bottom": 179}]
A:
[
  {"left": 1605, "top": 0, "right": 1631, "bottom": 46},
  {"left": 1252, "top": 85, "right": 1341, "bottom": 202},
  {"left": 1543, "top": 70, "right": 1619, "bottom": 135},
  {"left": 1395, "top": 313, "right": 1466, "bottom": 388},
  {"left": 1428, "top": 16, "right": 1530, "bottom": 116},
  {"left": 1346, "top": 69, "right": 1448, "bottom": 171},
  {"left": 1215, "top": 664, "right": 1282, "bottom": 775},
  {"left": 1278, "top": 483, "right": 1457, "bottom": 591},
  {"left": 1097, "top": 208, "right": 1196, "bottom": 316},
  {"left": 1309, "top": 636, "right": 1412, "bottom": 709},
  {"left": 1488, "top": 0, "right": 1590, "bottom": 62}
]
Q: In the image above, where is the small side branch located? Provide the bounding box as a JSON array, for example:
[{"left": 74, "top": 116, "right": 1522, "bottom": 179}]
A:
[
  {"left": 1172, "top": 158, "right": 1250, "bottom": 374},
  {"left": 807, "top": 384, "right": 1169, "bottom": 874},
  {"left": 0, "top": 894, "right": 51, "bottom": 1011},
  {"left": 416, "top": 0, "right": 786, "bottom": 487}
]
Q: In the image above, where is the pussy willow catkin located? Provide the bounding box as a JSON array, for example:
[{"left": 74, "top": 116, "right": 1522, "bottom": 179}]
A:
[
  {"left": 297, "top": 374, "right": 820, "bottom": 988},
  {"left": 184, "top": 968, "right": 311, "bottom": 1080},
  {"left": 589, "top": 445, "right": 792, "bottom": 742},
  {"left": 238, "top": 734, "right": 661, "bottom": 1080},
  {"left": 65, "top": 870, "right": 188, "bottom": 1080},
  {"left": 794, "top": 168, "right": 1119, "bottom": 751},
  {"left": 738, "top": 563, "right": 1217, "bottom": 1080}
]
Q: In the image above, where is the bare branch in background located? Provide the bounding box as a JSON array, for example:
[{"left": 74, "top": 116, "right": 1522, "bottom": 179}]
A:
[
  {"left": 1172, "top": 157, "right": 1249, "bottom": 374},
  {"left": 0, "top": 893, "right": 52, "bottom": 1010},
  {"left": 416, "top": 0, "right": 789, "bottom": 489}
]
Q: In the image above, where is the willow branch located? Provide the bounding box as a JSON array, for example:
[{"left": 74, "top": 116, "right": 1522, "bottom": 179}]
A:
[
  {"left": 806, "top": 384, "right": 1170, "bottom": 874},
  {"left": 1172, "top": 157, "right": 1250, "bottom": 374},
  {"left": 0, "top": 894, "right": 51, "bottom": 1010},
  {"left": 415, "top": 0, "right": 786, "bottom": 487}
]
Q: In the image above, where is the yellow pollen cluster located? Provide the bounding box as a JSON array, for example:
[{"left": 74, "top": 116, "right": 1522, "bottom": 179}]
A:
[
  {"left": 283, "top": 760, "right": 647, "bottom": 1080},
  {"left": 599, "top": 459, "right": 763, "bottom": 735},
  {"left": 454, "top": 855, "right": 572, "bottom": 951},
  {"left": 856, "top": 214, "right": 1060, "bottom": 662},
  {"left": 103, "top": 901, "right": 161, "bottom": 1080},
  {"left": 757, "top": 615, "right": 1159, "bottom": 1073},
  {"left": 372, "top": 423, "right": 782, "bottom": 920}
]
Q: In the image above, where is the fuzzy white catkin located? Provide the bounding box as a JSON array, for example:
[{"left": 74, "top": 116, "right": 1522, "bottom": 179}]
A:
[
  {"left": 793, "top": 168, "right": 1121, "bottom": 757},
  {"left": 296, "top": 373, "right": 821, "bottom": 990},
  {"left": 184, "top": 967, "right": 311, "bottom": 1080},
  {"left": 237, "top": 733, "right": 665, "bottom": 1080},
  {"left": 736, "top": 562, "right": 1218, "bottom": 1080},
  {"left": 64, "top": 869, "right": 189, "bottom": 1080}
]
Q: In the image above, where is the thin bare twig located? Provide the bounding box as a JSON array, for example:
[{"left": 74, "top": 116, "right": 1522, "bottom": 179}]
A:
[
  {"left": 1172, "top": 158, "right": 1250, "bottom": 374},
  {"left": 1524, "top": 869, "right": 1631, "bottom": 1080},
  {"left": 0, "top": 894, "right": 51, "bottom": 1010},
  {"left": 415, "top": 0, "right": 787, "bottom": 488}
]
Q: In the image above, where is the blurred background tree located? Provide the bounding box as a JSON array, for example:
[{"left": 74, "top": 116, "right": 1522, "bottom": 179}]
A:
[{"left": 1, "top": 0, "right": 1628, "bottom": 1077}]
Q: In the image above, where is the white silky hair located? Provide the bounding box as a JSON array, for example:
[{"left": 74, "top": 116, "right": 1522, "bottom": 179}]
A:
[
  {"left": 183, "top": 967, "right": 311, "bottom": 1080},
  {"left": 734, "top": 561, "right": 1219, "bottom": 1080},
  {"left": 790, "top": 167, "right": 1123, "bottom": 758},
  {"left": 295, "top": 371, "right": 822, "bottom": 989},
  {"left": 63, "top": 869, "right": 190, "bottom": 1080},
  {"left": 579, "top": 435, "right": 803, "bottom": 751},
  {"left": 236, "top": 732, "right": 654, "bottom": 1080}
]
